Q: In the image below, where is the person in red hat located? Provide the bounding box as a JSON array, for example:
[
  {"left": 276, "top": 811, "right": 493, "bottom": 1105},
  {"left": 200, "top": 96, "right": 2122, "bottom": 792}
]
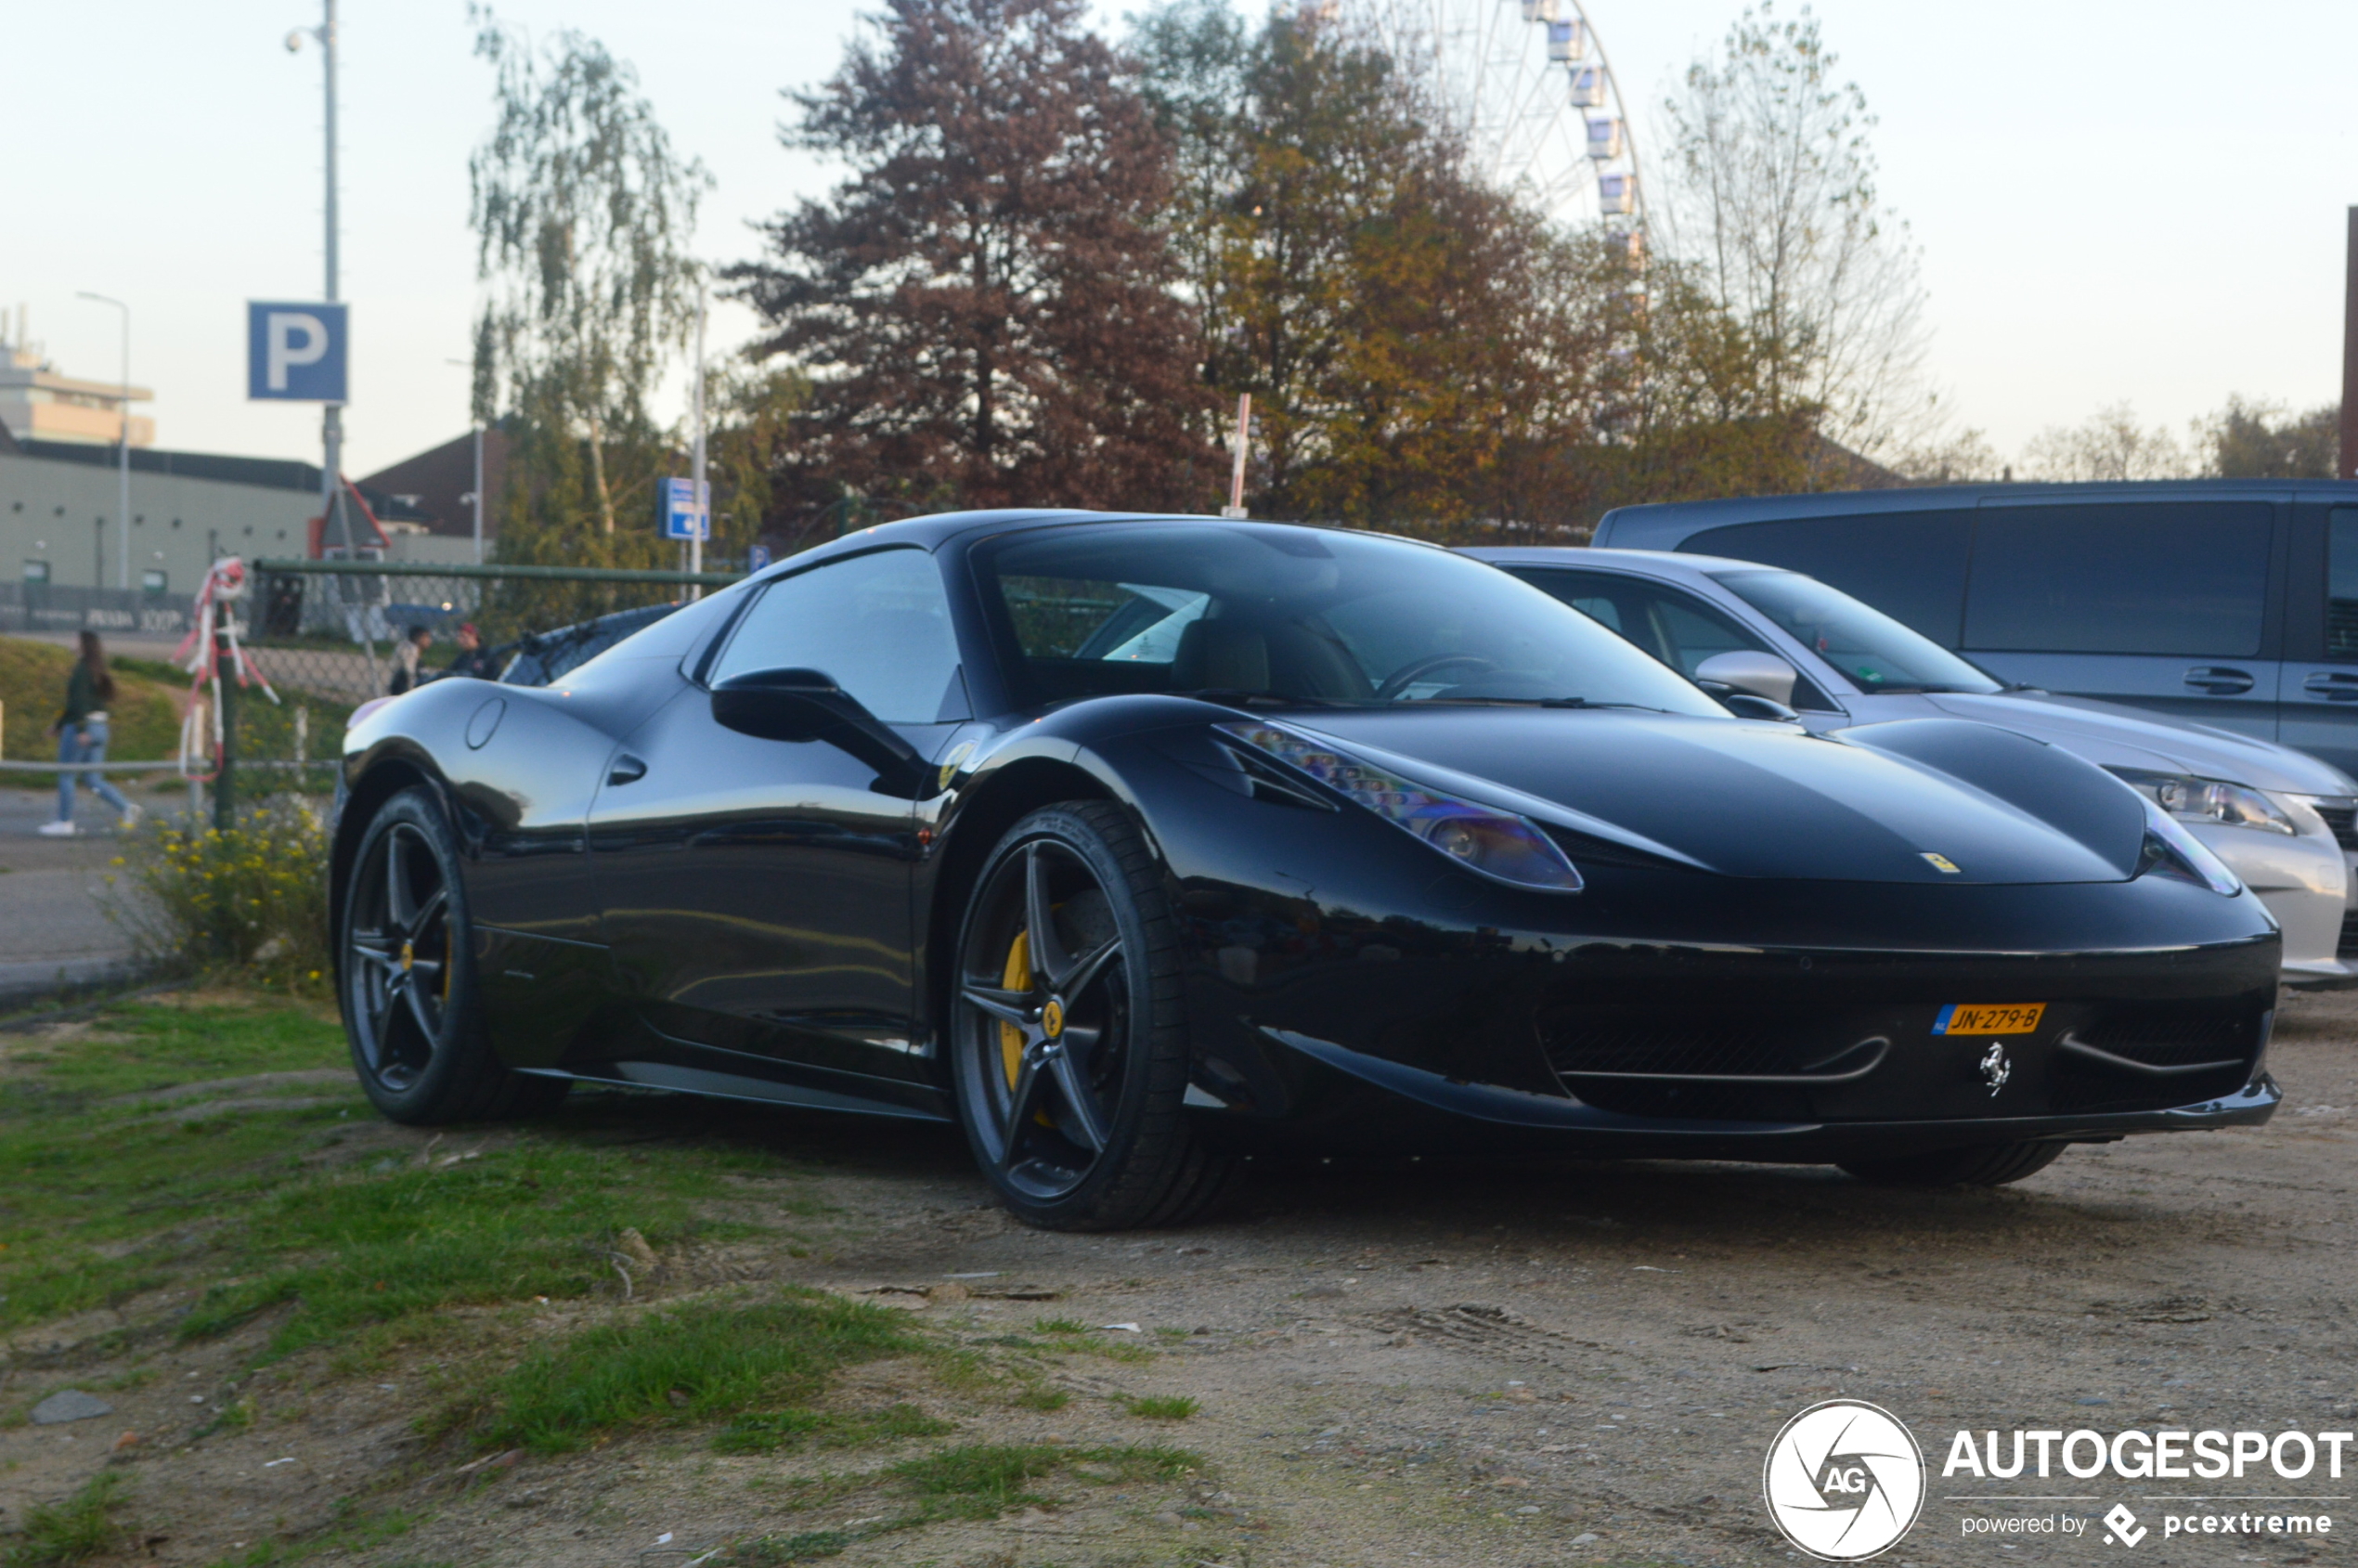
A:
[{"left": 443, "top": 622, "right": 502, "bottom": 682}]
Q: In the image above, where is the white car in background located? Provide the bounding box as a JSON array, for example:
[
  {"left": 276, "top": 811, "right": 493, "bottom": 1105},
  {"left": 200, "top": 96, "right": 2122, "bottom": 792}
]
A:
[{"left": 1466, "top": 546, "right": 2358, "bottom": 986}]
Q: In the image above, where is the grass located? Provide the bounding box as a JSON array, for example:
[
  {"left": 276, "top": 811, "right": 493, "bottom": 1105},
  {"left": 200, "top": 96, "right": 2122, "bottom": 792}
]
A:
[
  {"left": 892, "top": 1442, "right": 1198, "bottom": 1521},
  {"left": 0, "top": 636, "right": 182, "bottom": 771},
  {"left": 720, "top": 1532, "right": 857, "bottom": 1564},
  {"left": 0, "top": 994, "right": 803, "bottom": 1361},
  {"left": 0, "top": 989, "right": 1215, "bottom": 1564},
  {"left": 2, "top": 1472, "right": 126, "bottom": 1567},
  {"left": 1121, "top": 1394, "right": 1199, "bottom": 1420},
  {"left": 714, "top": 1403, "right": 952, "bottom": 1455},
  {"left": 450, "top": 1293, "right": 924, "bottom": 1455}
]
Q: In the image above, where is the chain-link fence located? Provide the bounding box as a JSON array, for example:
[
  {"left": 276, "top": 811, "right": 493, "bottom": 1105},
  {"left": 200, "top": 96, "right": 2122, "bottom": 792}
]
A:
[{"left": 205, "top": 559, "right": 741, "bottom": 814}]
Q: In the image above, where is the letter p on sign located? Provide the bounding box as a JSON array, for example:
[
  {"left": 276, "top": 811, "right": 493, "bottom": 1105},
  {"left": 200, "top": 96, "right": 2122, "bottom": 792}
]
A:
[{"left": 247, "top": 301, "right": 348, "bottom": 402}]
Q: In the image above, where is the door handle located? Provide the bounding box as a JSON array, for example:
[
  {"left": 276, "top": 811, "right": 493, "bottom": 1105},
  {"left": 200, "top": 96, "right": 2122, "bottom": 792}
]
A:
[
  {"left": 2183, "top": 666, "right": 2254, "bottom": 694},
  {"left": 2303, "top": 671, "right": 2358, "bottom": 702},
  {"left": 607, "top": 754, "right": 648, "bottom": 785}
]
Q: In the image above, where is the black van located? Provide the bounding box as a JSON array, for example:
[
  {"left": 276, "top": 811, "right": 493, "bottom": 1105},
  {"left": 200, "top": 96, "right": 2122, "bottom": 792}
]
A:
[{"left": 1591, "top": 480, "right": 2358, "bottom": 778}]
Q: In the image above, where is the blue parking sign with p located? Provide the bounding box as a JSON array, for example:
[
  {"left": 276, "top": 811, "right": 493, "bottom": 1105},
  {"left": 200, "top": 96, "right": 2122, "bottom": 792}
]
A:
[{"left": 247, "top": 302, "right": 348, "bottom": 402}]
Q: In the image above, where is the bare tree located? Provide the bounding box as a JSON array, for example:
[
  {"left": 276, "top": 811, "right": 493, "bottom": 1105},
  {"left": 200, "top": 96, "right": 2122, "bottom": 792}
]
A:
[
  {"left": 470, "top": 13, "right": 710, "bottom": 541},
  {"left": 1657, "top": 4, "right": 1930, "bottom": 460},
  {"left": 2019, "top": 403, "right": 2187, "bottom": 483}
]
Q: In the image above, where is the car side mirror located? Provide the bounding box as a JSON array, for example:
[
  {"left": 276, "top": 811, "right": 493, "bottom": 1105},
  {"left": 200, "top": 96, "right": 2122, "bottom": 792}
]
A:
[
  {"left": 711, "top": 667, "right": 846, "bottom": 742},
  {"left": 710, "top": 667, "right": 930, "bottom": 796},
  {"left": 1693, "top": 650, "right": 1800, "bottom": 706}
]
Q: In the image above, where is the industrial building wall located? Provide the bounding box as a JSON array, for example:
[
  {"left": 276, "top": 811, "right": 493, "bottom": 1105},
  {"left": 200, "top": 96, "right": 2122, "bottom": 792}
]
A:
[{"left": 0, "top": 450, "right": 315, "bottom": 595}]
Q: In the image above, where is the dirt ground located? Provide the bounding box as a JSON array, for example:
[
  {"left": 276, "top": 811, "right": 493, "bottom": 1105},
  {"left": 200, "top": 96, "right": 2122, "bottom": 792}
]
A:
[{"left": 9, "top": 987, "right": 2357, "bottom": 1568}]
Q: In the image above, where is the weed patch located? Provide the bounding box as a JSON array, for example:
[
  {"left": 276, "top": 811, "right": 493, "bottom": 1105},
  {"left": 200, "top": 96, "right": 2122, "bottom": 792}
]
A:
[
  {"left": 3, "top": 1472, "right": 126, "bottom": 1566},
  {"left": 454, "top": 1293, "right": 922, "bottom": 1454},
  {"left": 1121, "top": 1393, "right": 1198, "bottom": 1420},
  {"left": 713, "top": 1402, "right": 952, "bottom": 1455},
  {"left": 181, "top": 1141, "right": 723, "bottom": 1357},
  {"left": 891, "top": 1442, "right": 1197, "bottom": 1522}
]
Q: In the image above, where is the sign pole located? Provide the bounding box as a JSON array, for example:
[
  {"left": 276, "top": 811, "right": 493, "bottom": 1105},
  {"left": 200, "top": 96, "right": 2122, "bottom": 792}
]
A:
[
  {"left": 689, "top": 287, "right": 707, "bottom": 601},
  {"left": 1221, "top": 394, "right": 1252, "bottom": 519},
  {"left": 319, "top": 0, "right": 353, "bottom": 558},
  {"left": 2342, "top": 206, "right": 2358, "bottom": 482}
]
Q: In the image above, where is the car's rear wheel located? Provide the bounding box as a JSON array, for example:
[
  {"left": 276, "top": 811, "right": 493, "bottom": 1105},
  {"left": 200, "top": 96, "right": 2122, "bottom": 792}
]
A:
[
  {"left": 1838, "top": 1140, "right": 2066, "bottom": 1187},
  {"left": 340, "top": 785, "right": 569, "bottom": 1124},
  {"left": 949, "top": 802, "right": 1232, "bottom": 1231}
]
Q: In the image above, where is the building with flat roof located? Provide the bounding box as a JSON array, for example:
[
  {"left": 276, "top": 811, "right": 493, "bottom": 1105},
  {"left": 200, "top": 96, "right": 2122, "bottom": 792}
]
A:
[{"left": 0, "top": 313, "right": 151, "bottom": 449}]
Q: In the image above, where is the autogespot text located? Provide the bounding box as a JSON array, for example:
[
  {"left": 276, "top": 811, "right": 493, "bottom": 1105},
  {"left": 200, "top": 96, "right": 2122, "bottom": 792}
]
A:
[{"left": 1942, "top": 1428, "right": 2354, "bottom": 1481}]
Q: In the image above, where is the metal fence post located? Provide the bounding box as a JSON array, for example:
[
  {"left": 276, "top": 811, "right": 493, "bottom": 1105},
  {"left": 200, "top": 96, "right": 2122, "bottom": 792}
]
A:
[{"left": 214, "top": 622, "right": 237, "bottom": 831}]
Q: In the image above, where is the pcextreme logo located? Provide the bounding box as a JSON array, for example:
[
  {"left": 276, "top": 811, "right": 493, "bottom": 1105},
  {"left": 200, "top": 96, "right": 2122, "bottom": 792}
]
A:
[{"left": 1763, "top": 1400, "right": 1928, "bottom": 1561}]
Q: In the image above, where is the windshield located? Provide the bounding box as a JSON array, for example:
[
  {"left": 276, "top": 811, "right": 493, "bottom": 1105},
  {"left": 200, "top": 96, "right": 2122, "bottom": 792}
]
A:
[
  {"left": 1711, "top": 569, "right": 2002, "bottom": 694},
  {"left": 977, "top": 523, "right": 1726, "bottom": 715}
]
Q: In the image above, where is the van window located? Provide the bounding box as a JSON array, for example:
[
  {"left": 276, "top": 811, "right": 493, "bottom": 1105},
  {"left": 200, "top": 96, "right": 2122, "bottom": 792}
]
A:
[
  {"left": 1678, "top": 512, "right": 1975, "bottom": 644},
  {"left": 2329, "top": 509, "right": 2358, "bottom": 660},
  {"left": 1964, "top": 502, "right": 2271, "bottom": 656}
]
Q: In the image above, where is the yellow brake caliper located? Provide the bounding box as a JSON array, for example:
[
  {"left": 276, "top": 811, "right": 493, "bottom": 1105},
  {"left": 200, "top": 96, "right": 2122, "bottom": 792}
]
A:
[{"left": 999, "top": 930, "right": 1030, "bottom": 1091}]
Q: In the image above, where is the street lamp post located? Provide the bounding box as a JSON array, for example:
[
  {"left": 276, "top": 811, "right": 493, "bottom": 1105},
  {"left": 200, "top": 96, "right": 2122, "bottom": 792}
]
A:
[
  {"left": 74, "top": 292, "right": 131, "bottom": 590},
  {"left": 288, "top": 0, "right": 351, "bottom": 557}
]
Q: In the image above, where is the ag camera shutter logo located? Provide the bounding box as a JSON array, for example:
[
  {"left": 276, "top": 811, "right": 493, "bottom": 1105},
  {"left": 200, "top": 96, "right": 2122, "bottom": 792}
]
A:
[{"left": 1763, "top": 1400, "right": 1926, "bottom": 1561}]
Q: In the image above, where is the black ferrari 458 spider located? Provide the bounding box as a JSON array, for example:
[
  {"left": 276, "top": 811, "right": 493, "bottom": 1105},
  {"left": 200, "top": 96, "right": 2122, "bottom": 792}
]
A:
[{"left": 332, "top": 512, "right": 2282, "bottom": 1229}]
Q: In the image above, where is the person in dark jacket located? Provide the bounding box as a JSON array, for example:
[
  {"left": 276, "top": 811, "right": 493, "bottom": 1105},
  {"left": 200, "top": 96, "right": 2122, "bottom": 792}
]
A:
[
  {"left": 388, "top": 625, "right": 433, "bottom": 695},
  {"left": 441, "top": 622, "right": 501, "bottom": 681},
  {"left": 42, "top": 630, "right": 141, "bottom": 837}
]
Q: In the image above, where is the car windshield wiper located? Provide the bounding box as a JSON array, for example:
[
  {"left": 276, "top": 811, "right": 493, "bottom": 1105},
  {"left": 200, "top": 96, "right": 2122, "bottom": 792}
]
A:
[
  {"left": 1420, "top": 695, "right": 1649, "bottom": 710},
  {"left": 1178, "top": 688, "right": 1343, "bottom": 709}
]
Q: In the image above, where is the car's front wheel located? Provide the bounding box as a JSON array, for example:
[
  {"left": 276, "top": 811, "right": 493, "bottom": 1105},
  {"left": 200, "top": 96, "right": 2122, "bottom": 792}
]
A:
[
  {"left": 949, "top": 802, "right": 1232, "bottom": 1230},
  {"left": 1838, "top": 1140, "right": 2066, "bottom": 1187},
  {"left": 340, "top": 785, "right": 568, "bottom": 1124}
]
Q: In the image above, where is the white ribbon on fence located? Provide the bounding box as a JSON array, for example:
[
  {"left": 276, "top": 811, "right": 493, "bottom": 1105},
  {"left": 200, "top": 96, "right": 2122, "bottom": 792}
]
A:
[{"left": 171, "top": 557, "right": 280, "bottom": 782}]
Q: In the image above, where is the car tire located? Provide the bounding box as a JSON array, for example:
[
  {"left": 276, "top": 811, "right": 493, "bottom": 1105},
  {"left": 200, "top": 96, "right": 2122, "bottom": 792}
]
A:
[
  {"left": 948, "top": 801, "right": 1234, "bottom": 1231},
  {"left": 1838, "top": 1140, "right": 2066, "bottom": 1187},
  {"left": 339, "top": 785, "right": 570, "bottom": 1125}
]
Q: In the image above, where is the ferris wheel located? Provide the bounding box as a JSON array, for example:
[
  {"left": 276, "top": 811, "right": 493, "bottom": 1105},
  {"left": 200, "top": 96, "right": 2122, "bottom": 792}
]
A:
[{"left": 1351, "top": 0, "right": 1644, "bottom": 247}]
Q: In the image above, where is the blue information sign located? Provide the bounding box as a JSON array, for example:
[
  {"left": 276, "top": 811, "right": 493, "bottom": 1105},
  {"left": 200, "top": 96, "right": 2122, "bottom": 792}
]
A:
[
  {"left": 246, "top": 302, "right": 349, "bottom": 402},
  {"left": 746, "top": 544, "right": 771, "bottom": 573},
  {"left": 660, "top": 477, "right": 710, "bottom": 541}
]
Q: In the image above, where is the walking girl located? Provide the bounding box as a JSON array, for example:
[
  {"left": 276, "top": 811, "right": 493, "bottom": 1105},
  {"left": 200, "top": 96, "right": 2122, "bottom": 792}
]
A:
[{"left": 41, "top": 630, "right": 143, "bottom": 837}]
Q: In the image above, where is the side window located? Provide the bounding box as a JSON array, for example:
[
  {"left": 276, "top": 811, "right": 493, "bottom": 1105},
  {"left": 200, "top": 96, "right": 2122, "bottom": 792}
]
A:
[
  {"left": 2328, "top": 510, "right": 2358, "bottom": 661},
  {"left": 1518, "top": 568, "right": 1835, "bottom": 709},
  {"left": 709, "top": 548, "right": 962, "bottom": 723},
  {"left": 1682, "top": 511, "right": 1976, "bottom": 645},
  {"left": 1964, "top": 502, "right": 2273, "bottom": 656},
  {"left": 1519, "top": 569, "right": 1761, "bottom": 677}
]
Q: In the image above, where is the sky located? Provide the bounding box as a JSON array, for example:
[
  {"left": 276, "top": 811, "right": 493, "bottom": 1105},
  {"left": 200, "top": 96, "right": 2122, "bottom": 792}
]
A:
[{"left": 6, "top": 0, "right": 2353, "bottom": 478}]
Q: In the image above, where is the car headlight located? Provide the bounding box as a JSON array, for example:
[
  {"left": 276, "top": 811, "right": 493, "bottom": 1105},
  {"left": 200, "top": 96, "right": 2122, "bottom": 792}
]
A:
[
  {"left": 2134, "top": 797, "right": 2243, "bottom": 896},
  {"left": 1217, "top": 720, "right": 1584, "bottom": 892},
  {"left": 2106, "top": 768, "right": 2295, "bottom": 835}
]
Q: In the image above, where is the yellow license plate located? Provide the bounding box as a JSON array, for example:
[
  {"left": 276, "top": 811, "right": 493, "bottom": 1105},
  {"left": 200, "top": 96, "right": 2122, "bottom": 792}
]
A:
[{"left": 1934, "top": 1003, "right": 2046, "bottom": 1036}]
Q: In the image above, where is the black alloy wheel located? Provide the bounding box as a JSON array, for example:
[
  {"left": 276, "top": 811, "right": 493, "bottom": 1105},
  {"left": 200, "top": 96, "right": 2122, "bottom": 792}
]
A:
[
  {"left": 950, "top": 802, "right": 1231, "bottom": 1230},
  {"left": 339, "top": 786, "right": 566, "bottom": 1124},
  {"left": 1838, "top": 1139, "right": 2066, "bottom": 1187}
]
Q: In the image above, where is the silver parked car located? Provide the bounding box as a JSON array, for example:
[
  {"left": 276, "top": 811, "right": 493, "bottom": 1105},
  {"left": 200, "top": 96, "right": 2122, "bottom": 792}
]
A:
[{"left": 1465, "top": 547, "right": 2358, "bottom": 986}]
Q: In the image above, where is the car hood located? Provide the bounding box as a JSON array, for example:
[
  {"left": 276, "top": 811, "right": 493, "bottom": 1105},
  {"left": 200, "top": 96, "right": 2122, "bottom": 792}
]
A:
[
  {"left": 1922, "top": 692, "right": 2358, "bottom": 797},
  {"left": 1284, "top": 706, "right": 2145, "bottom": 885}
]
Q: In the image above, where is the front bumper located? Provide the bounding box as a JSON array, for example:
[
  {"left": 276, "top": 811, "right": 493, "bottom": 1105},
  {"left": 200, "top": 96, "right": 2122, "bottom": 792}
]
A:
[
  {"left": 1170, "top": 857, "right": 2282, "bottom": 1161},
  {"left": 1258, "top": 1023, "right": 2281, "bottom": 1161}
]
